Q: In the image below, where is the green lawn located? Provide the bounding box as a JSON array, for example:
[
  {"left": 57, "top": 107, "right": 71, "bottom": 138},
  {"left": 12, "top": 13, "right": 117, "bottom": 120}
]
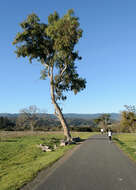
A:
[
  {"left": 0, "top": 131, "right": 95, "bottom": 190},
  {"left": 113, "top": 133, "right": 136, "bottom": 162}
]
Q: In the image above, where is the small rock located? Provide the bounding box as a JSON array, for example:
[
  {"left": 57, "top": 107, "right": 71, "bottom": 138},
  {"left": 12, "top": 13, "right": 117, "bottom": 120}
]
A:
[
  {"left": 41, "top": 147, "right": 47, "bottom": 152},
  {"left": 46, "top": 148, "right": 52, "bottom": 152},
  {"left": 60, "top": 142, "right": 66, "bottom": 146},
  {"left": 37, "top": 144, "right": 52, "bottom": 152},
  {"left": 54, "top": 144, "right": 57, "bottom": 150},
  {"left": 44, "top": 145, "right": 49, "bottom": 149}
]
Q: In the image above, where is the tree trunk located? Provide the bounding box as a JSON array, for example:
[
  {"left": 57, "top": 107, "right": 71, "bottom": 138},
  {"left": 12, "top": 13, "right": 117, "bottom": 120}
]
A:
[
  {"left": 50, "top": 67, "right": 72, "bottom": 141},
  {"left": 132, "top": 121, "right": 135, "bottom": 133},
  {"left": 30, "top": 121, "right": 34, "bottom": 132},
  {"left": 54, "top": 101, "right": 72, "bottom": 141}
]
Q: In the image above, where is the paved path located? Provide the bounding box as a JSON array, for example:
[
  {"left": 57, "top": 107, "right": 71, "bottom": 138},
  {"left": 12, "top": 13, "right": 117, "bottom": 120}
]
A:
[{"left": 34, "top": 135, "right": 136, "bottom": 190}]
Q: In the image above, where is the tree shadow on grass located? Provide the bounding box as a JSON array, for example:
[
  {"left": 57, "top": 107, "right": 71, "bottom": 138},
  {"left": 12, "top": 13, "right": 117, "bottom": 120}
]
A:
[
  {"left": 0, "top": 139, "right": 18, "bottom": 142},
  {"left": 87, "top": 137, "right": 108, "bottom": 141},
  {"left": 113, "top": 137, "right": 125, "bottom": 146}
]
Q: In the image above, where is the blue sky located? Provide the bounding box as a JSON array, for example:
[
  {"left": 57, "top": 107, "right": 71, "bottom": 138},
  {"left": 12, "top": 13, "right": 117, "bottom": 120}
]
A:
[{"left": 0, "top": 0, "right": 136, "bottom": 114}]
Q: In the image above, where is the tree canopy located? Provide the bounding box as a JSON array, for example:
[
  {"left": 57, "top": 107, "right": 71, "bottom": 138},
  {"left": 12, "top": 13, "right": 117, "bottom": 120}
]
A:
[
  {"left": 120, "top": 105, "right": 136, "bottom": 132},
  {"left": 13, "top": 10, "right": 86, "bottom": 100}
]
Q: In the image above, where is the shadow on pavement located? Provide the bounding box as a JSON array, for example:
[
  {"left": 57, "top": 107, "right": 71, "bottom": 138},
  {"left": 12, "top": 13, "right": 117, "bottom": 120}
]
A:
[{"left": 87, "top": 136, "right": 108, "bottom": 141}]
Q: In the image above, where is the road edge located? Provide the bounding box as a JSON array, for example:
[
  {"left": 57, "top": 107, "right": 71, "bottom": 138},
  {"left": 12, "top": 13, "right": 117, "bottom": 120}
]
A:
[{"left": 20, "top": 139, "right": 87, "bottom": 190}]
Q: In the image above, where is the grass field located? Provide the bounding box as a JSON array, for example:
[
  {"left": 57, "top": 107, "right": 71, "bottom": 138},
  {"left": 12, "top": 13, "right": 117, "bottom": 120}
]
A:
[
  {"left": 0, "top": 131, "right": 95, "bottom": 190},
  {"left": 113, "top": 133, "right": 136, "bottom": 162}
]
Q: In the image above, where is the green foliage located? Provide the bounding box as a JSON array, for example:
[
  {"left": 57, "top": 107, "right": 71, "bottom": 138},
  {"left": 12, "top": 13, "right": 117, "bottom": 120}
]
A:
[
  {"left": 13, "top": 9, "right": 86, "bottom": 102},
  {"left": 99, "top": 114, "right": 111, "bottom": 125},
  {"left": 120, "top": 105, "right": 136, "bottom": 132},
  {"left": 0, "top": 117, "right": 15, "bottom": 131},
  {"left": 93, "top": 118, "right": 101, "bottom": 125},
  {"left": 93, "top": 114, "right": 111, "bottom": 130},
  {"left": 70, "top": 126, "right": 93, "bottom": 132}
]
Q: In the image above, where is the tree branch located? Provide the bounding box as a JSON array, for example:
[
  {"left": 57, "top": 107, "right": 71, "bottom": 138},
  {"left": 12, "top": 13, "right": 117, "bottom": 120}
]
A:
[
  {"left": 60, "top": 64, "right": 67, "bottom": 78},
  {"left": 43, "top": 63, "right": 50, "bottom": 77},
  {"left": 47, "top": 65, "right": 51, "bottom": 77}
]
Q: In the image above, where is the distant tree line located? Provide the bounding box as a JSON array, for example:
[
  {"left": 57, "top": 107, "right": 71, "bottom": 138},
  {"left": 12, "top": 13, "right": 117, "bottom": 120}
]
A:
[
  {"left": 0, "top": 117, "right": 15, "bottom": 131},
  {"left": 0, "top": 115, "right": 98, "bottom": 132}
]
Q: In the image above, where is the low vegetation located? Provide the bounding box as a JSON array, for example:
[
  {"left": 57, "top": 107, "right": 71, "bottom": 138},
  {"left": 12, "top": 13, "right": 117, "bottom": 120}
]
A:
[
  {"left": 113, "top": 133, "right": 136, "bottom": 162},
  {"left": 0, "top": 131, "right": 95, "bottom": 190}
]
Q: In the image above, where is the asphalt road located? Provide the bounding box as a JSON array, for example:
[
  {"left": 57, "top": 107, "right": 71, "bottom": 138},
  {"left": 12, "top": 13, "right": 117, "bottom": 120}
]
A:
[{"left": 32, "top": 135, "right": 136, "bottom": 190}]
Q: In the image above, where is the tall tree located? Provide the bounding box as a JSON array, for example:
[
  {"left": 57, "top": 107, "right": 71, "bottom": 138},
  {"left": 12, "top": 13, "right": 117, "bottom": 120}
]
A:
[
  {"left": 17, "top": 105, "right": 40, "bottom": 131},
  {"left": 120, "top": 105, "right": 136, "bottom": 132},
  {"left": 93, "top": 114, "right": 111, "bottom": 130},
  {"left": 100, "top": 114, "right": 111, "bottom": 126},
  {"left": 13, "top": 10, "right": 86, "bottom": 141}
]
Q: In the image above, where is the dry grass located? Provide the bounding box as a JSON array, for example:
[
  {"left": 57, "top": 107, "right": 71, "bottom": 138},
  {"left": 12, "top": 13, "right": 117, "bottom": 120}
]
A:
[{"left": 0, "top": 131, "right": 64, "bottom": 141}]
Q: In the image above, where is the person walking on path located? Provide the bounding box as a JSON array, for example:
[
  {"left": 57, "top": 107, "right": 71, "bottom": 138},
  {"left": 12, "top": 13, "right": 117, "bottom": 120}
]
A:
[
  {"left": 108, "top": 129, "right": 112, "bottom": 141},
  {"left": 100, "top": 128, "right": 104, "bottom": 135}
]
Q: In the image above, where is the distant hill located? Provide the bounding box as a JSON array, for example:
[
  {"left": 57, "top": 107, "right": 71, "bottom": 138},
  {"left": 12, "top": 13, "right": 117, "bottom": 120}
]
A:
[
  {"left": 65, "top": 113, "right": 120, "bottom": 120},
  {"left": 0, "top": 113, "right": 120, "bottom": 120},
  {"left": 65, "top": 113, "right": 120, "bottom": 121},
  {"left": 0, "top": 113, "right": 18, "bottom": 118}
]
